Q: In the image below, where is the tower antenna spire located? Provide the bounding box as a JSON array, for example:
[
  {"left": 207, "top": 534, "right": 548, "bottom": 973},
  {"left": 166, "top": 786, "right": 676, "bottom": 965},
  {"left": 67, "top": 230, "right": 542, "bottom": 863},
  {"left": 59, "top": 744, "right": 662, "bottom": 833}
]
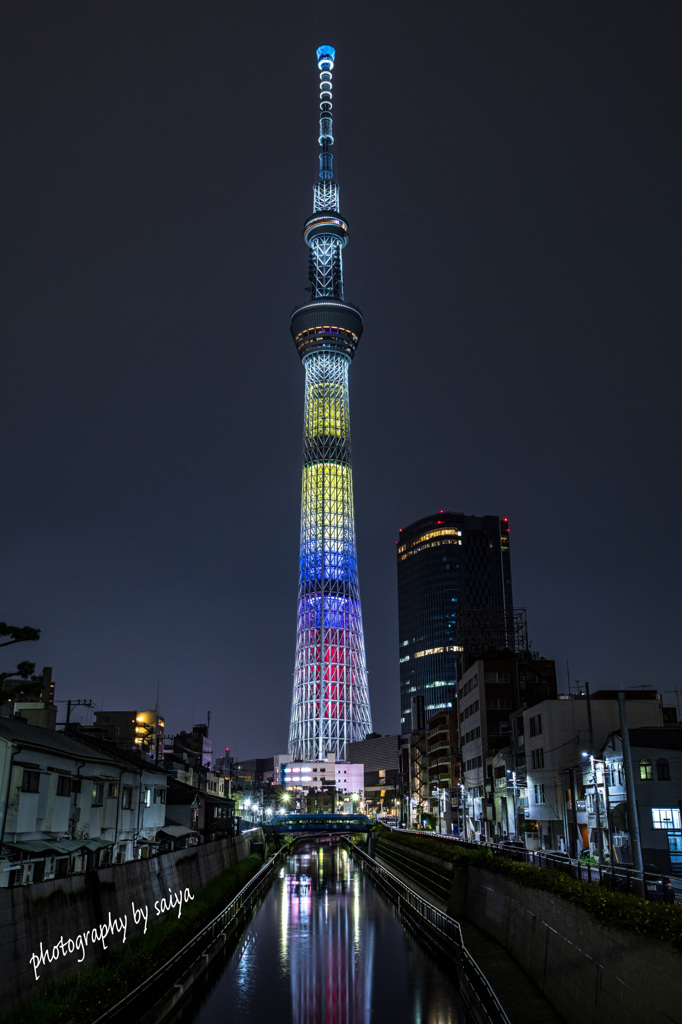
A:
[
  {"left": 287, "top": 46, "right": 372, "bottom": 763},
  {"left": 316, "top": 45, "right": 335, "bottom": 184}
]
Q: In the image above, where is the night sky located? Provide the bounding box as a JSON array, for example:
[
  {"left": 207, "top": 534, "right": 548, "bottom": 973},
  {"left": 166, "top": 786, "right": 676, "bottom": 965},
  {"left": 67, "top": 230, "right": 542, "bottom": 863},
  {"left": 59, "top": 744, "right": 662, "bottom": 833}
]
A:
[{"left": 3, "top": 2, "right": 681, "bottom": 758}]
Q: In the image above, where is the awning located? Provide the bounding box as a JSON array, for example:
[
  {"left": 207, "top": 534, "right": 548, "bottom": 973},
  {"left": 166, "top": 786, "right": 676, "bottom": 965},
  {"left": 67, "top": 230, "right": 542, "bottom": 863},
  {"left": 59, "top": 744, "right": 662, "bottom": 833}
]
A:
[
  {"left": 2, "top": 840, "right": 62, "bottom": 854},
  {"left": 156, "top": 825, "right": 197, "bottom": 839},
  {"left": 2, "top": 838, "right": 113, "bottom": 856}
]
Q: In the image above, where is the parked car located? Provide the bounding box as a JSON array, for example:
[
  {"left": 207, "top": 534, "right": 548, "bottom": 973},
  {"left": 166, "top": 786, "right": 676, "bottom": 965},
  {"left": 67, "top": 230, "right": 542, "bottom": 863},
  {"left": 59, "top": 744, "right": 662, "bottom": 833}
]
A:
[
  {"left": 494, "top": 840, "right": 526, "bottom": 859},
  {"left": 643, "top": 864, "right": 676, "bottom": 903}
]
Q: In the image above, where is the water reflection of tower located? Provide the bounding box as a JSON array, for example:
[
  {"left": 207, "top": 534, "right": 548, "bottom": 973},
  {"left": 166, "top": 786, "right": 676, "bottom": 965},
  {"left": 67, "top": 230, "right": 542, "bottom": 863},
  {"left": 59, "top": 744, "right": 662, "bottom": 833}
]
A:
[{"left": 285, "top": 845, "right": 374, "bottom": 1024}]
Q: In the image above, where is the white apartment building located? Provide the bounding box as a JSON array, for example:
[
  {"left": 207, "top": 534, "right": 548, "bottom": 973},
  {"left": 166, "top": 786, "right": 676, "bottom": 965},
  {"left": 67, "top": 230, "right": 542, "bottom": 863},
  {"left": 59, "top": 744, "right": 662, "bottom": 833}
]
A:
[
  {"left": 0, "top": 716, "right": 167, "bottom": 885},
  {"left": 522, "top": 692, "right": 665, "bottom": 854}
]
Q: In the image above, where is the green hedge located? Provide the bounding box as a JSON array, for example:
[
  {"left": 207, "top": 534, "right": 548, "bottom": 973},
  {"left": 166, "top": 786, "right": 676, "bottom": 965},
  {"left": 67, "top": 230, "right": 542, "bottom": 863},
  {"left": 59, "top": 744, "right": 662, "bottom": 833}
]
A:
[
  {"left": 380, "top": 830, "right": 682, "bottom": 952},
  {"left": 5, "top": 853, "right": 263, "bottom": 1024}
]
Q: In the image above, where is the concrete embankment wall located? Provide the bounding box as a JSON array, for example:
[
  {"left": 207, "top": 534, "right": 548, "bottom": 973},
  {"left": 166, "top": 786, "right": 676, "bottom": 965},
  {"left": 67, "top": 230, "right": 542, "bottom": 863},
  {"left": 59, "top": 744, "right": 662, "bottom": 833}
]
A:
[
  {"left": 466, "top": 865, "right": 682, "bottom": 1024},
  {"left": 375, "top": 836, "right": 682, "bottom": 1024},
  {"left": 0, "top": 833, "right": 256, "bottom": 1013}
]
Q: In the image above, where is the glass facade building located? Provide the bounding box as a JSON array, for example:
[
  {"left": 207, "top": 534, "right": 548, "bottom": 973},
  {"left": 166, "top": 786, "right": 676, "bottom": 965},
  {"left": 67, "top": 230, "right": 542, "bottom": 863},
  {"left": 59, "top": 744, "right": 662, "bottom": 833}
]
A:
[{"left": 397, "top": 512, "right": 514, "bottom": 731}]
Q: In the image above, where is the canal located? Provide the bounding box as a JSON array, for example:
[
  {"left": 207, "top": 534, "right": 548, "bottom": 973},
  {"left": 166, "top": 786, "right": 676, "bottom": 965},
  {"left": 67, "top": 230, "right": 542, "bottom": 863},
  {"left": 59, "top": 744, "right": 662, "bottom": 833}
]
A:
[{"left": 175, "top": 840, "right": 465, "bottom": 1024}]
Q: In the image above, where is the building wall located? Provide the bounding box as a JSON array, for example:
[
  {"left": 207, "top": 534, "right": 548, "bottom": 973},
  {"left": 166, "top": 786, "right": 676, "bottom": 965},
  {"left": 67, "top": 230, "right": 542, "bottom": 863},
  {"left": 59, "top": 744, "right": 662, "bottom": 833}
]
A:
[
  {"left": 0, "top": 832, "right": 255, "bottom": 1011},
  {"left": 465, "top": 864, "right": 682, "bottom": 1024},
  {"left": 346, "top": 735, "right": 399, "bottom": 773}
]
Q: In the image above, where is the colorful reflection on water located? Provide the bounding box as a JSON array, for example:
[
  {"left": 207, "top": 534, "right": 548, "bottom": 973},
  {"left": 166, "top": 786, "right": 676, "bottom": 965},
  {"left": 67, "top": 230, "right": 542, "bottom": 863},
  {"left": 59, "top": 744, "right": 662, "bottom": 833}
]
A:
[{"left": 185, "top": 841, "right": 463, "bottom": 1024}]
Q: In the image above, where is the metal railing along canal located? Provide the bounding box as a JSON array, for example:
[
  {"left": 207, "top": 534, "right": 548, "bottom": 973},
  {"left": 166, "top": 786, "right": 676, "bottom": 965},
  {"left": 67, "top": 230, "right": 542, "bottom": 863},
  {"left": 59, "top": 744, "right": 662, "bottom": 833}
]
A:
[{"left": 346, "top": 839, "right": 510, "bottom": 1024}]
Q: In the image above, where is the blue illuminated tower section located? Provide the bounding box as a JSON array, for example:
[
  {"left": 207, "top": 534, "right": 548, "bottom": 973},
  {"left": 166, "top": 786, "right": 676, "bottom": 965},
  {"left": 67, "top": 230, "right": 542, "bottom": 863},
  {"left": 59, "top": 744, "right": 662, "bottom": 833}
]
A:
[{"left": 288, "top": 46, "right": 372, "bottom": 762}]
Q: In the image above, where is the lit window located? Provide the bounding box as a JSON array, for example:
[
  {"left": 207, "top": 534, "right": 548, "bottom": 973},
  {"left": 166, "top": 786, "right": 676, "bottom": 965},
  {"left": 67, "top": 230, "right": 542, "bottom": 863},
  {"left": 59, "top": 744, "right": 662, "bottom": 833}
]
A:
[
  {"left": 534, "top": 784, "right": 545, "bottom": 804},
  {"left": 652, "top": 808, "right": 681, "bottom": 829},
  {"left": 639, "top": 758, "right": 653, "bottom": 781}
]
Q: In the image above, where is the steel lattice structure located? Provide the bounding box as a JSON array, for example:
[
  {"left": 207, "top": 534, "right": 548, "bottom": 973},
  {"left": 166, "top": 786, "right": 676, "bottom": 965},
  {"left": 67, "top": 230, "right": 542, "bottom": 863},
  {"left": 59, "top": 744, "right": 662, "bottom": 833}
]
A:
[{"left": 288, "top": 46, "right": 372, "bottom": 762}]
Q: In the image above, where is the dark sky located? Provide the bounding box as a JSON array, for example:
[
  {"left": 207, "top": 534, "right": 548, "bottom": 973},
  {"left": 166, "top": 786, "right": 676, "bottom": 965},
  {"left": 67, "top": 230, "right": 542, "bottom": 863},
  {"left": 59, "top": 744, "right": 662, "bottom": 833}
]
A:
[{"left": 3, "top": 2, "right": 681, "bottom": 758}]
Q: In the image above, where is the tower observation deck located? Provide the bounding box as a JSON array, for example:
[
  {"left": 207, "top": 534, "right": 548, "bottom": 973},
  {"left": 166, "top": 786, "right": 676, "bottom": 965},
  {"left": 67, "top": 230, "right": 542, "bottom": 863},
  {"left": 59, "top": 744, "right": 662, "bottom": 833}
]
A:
[{"left": 288, "top": 46, "right": 372, "bottom": 762}]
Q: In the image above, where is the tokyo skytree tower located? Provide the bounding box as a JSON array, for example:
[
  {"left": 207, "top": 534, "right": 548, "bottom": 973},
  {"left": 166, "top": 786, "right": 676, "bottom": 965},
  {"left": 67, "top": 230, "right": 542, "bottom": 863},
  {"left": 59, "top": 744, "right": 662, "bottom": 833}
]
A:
[{"left": 288, "top": 45, "right": 372, "bottom": 762}]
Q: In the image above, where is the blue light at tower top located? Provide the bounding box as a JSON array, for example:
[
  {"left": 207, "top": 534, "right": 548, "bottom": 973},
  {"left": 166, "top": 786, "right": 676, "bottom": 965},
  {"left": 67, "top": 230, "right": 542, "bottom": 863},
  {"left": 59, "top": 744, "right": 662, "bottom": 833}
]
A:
[{"left": 316, "top": 45, "right": 335, "bottom": 69}]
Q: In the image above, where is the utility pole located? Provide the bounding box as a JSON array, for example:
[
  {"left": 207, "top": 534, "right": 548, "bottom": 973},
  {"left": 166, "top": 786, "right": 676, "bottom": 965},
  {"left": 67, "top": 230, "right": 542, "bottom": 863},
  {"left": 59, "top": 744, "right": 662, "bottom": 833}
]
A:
[
  {"left": 618, "top": 690, "right": 644, "bottom": 883},
  {"left": 585, "top": 682, "right": 604, "bottom": 863},
  {"left": 61, "top": 699, "right": 96, "bottom": 729}
]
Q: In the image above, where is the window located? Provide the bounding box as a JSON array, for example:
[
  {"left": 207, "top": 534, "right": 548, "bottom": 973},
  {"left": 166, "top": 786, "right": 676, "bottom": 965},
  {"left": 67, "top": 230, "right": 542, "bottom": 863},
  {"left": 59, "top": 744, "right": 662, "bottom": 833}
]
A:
[
  {"left": 639, "top": 758, "right": 653, "bottom": 781},
  {"left": 486, "top": 697, "right": 511, "bottom": 710},
  {"left": 652, "top": 808, "right": 681, "bottom": 829},
  {"left": 56, "top": 776, "right": 71, "bottom": 797},
  {"left": 21, "top": 771, "right": 40, "bottom": 793},
  {"left": 122, "top": 786, "right": 134, "bottom": 809},
  {"left": 531, "top": 748, "right": 545, "bottom": 770},
  {"left": 534, "top": 783, "right": 545, "bottom": 804},
  {"left": 154, "top": 788, "right": 166, "bottom": 804},
  {"left": 485, "top": 671, "right": 511, "bottom": 684},
  {"left": 92, "top": 783, "right": 105, "bottom": 807},
  {"left": 529, "top": 714, "right": 542, "bottom": 737},
  {"left": 108, "top": 782, "right": 118, "bottom": 799},
  {"left": 656, "top": 758, "right": 671, "bottom": 781},
  {"left": 143, "top": 787, "right": 152, "bottom": 807}
]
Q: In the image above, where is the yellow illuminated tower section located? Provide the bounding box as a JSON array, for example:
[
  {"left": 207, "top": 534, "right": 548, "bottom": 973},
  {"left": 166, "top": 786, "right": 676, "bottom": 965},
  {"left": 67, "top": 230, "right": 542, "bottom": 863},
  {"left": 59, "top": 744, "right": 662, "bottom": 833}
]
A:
[{"left": 288, "top": 46, "right": 372, "bottom": 761}]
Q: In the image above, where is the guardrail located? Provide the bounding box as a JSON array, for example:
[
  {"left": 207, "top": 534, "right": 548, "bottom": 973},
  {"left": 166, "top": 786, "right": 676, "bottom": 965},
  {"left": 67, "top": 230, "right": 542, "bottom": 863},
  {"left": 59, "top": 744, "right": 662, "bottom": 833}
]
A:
[
  {"left": 347, "top": 839, "right": 510, "bottom": 1024},
  {"left": 384, "top": 826, "right": 678, "bottom": 902},
  {"left": 92, "top": 847, "right": 286, "bottom": 1024}
]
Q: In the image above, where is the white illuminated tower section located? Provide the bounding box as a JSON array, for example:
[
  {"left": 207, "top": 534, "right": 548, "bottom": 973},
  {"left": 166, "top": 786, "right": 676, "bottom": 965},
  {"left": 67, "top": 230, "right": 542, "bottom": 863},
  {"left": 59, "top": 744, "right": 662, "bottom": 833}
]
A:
[{"left": 288, "top": 46, "right": 372, "bottom": 762}]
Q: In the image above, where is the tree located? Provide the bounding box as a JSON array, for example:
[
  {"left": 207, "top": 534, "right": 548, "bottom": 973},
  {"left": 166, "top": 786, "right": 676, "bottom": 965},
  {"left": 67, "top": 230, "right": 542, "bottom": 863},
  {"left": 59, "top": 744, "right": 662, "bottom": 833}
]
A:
[
  {"left": 1, "top": 621, "right": 42, "bottom": 703},
  {"left": 0, "top": 622, "right": 41, "bottom": 648}
]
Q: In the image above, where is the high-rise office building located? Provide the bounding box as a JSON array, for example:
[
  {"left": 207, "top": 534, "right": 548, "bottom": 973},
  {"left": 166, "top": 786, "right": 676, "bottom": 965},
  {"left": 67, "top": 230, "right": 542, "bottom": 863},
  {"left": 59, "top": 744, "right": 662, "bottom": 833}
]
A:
[
  {"left": 288, "top": 46, "right": 372, "bottom": 762},
  {"left": 397, "top": 511, "right": 513, "bottom": 730}
]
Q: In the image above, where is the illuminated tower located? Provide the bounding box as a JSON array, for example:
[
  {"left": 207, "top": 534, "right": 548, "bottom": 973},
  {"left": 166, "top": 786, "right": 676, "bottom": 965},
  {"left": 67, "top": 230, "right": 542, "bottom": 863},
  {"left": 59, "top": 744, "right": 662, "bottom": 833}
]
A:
[{"left": 288, "top": 45, "right": 372, "bottom": 762}]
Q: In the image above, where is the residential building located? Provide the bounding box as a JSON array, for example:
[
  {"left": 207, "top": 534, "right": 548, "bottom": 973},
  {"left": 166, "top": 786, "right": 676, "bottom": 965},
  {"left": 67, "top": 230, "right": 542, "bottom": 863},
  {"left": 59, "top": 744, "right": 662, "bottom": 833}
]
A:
[
  {"left": 171, "top": 724, "right": 213, "bottom": 768},
  {"left": 427, "top": 709, "right": 460, "bottom": 834},
  {"left": 458, "top": 655, "right": 556, "bottom": 841},
  {"left": 89, "top": 708, "right": 164, "bottom": 761},
  {"left": 521, "top": 691, "right": 665, "bottom": 854},
  {"left": 347, "top": 734, "right": 401, "bottom": 816},
  {"left": 596, "top": 726, "right": 682, "bottom": 874},
  {"left": 0, "top": 717, "right": 166, "bottom": 885},
  {"left": 165, "top": 778, "right": 234, "bottom": 838}
]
